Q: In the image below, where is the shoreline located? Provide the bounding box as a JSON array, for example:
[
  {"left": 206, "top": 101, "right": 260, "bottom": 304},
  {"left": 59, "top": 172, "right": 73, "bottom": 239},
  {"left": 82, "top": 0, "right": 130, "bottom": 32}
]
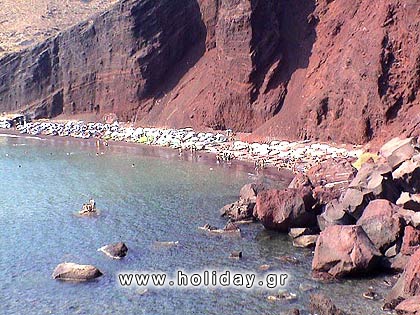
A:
[
  {"left": 0, "top": 119, "right": 364, "bottom": 174},
  {"left": 0, "top": 127, "right": 294, "bottom": 185}
]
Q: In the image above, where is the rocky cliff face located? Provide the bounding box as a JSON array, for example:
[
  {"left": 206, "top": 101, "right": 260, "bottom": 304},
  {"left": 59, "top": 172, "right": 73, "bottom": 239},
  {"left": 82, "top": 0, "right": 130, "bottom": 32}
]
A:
[
  {"left": 0, "top": 0, "right": 419, "bottom": 144},
  {"left": 254, "top": 0, "right": 420, "bottom": 144}
]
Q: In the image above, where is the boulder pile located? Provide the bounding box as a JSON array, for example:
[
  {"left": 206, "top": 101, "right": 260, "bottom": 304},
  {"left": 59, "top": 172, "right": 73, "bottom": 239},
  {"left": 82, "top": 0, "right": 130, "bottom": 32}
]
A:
[{"left": 227, "top": 136, "right": 420, "bottom": 313}]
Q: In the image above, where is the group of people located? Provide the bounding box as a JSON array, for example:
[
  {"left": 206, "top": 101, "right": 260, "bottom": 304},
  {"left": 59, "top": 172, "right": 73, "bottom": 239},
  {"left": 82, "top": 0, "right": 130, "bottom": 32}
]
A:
[{"left": 80, "top": 199, "right": 97, "bottom": 214}]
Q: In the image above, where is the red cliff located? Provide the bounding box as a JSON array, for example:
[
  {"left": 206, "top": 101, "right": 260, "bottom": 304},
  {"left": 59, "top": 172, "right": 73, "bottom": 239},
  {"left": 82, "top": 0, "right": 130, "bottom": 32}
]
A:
[{"left": 0, "top": 0, "right": 419, "bottom": 144}]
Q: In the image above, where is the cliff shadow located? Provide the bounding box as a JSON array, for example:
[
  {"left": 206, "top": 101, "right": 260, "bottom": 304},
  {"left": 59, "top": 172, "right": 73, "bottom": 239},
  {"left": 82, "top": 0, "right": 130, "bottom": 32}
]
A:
[
  {"left": 250, "top": 0, "right": 317, "bottom": 114},
  {"left": 131, "top": 0, "right": 207, "bottom": 102}
]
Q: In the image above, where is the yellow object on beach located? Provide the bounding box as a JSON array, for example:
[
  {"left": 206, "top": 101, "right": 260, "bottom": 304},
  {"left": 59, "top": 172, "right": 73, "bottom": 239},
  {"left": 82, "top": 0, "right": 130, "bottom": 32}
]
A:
[
  {"left": 352, "top": 152, "right": 379, "bottom": 170},
  {"left": 138, "top": 136, "right": 148, "bottom": 143}
]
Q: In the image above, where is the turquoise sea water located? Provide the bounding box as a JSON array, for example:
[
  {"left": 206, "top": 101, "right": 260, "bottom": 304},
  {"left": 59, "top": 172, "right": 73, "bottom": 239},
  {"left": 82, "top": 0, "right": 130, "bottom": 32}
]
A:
[{"left": 0, "top": 134, "right": 389, "bottom": 315}]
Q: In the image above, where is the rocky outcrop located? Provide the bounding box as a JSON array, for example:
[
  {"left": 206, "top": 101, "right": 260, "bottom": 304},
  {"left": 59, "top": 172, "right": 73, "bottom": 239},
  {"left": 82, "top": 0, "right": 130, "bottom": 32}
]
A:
[
  {"left": 52, "top": 262, "right": 103, "bottom": 281},
  {"left": 254, "top": 0, "right": 420, "bottom": 144},
  {"left": 220, "top": 182, "right": 266, "bottom": 221},
  {"left": 401, "top": 226, "right": 420, "bottom": 256},
  {"left": 312, "top": 225, "right": 381, "bottom": 279},
  {"left": 317, "top": 199, "right": 355, "bottom": 230},
  {"left": 395, "top": 297, "right": 420, "bottom": 315},
  {"left": 356, "top": 199, "right": 403, "bottom": 253},
  {"left": 307, "top": 159, "right": 356, "bottom": 204},
  {"left": 0, "top": 0, "right": 418, "bottom": 145},
  {"left": 255, "top": 188, "right": 318, "bottom": 232},
  {"left": 386, "top": 248, "right": 420, "bottom": 308}
]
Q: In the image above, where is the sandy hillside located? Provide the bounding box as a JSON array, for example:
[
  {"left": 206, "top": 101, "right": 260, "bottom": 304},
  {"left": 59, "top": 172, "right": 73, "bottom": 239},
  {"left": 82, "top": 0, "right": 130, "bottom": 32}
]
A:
[{"left": 0, "top": 0, "right": 118, "bottom": 57}]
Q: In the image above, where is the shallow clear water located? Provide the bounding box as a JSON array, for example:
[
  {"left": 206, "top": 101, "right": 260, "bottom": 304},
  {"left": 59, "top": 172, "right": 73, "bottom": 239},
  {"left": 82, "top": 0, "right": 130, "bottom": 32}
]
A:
[{"left": 0, "top": 134, "right": 389, "bottom": 315}]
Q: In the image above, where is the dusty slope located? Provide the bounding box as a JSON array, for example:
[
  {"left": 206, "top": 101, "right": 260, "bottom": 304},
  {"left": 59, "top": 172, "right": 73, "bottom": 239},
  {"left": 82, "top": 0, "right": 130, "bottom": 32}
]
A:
[
  {"left": 0, "top": 0, "right": 418, "bottom": 144},
  {"left": 0, "top": 0, "right": 118, "bottom": 57}
]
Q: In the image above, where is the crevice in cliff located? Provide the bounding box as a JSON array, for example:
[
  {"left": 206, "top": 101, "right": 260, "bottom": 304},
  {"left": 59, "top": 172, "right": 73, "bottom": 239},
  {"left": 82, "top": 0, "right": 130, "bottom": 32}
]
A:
[
  {"left": 378, "top": 33, "right": 395, "bottom": 98},
  {"left": 130, "top": 0, "right": 207, "bottom": 118},
  {"left": 250, "top": 0, "right": 317, "bottom": 114},
  {"left": 385, "top": 95, "right": 403, "bottom": 122}
]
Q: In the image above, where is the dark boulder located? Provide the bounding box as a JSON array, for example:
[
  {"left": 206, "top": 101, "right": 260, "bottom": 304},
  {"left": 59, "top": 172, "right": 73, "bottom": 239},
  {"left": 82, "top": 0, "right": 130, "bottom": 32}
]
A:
[
  {"left": 398, "top": 209, "right": 420, "bottom": 228},
  {"left": 98, "top": 242, "right": 128, "bottom": 259},
  {"left": 255, "top": 187, "right": 318, "bottom": 232},
  {"left": 380, "top": 253, "right": 410, "bottom": 273},
  {"left": 392, "top": 159, "right": 420, "bottom": 194},
  {"left": 220, "top": 199, "right": 255, "bottom": 221},
  {"left": 312, "top": 225, "right": 381, "bottom": 279}
]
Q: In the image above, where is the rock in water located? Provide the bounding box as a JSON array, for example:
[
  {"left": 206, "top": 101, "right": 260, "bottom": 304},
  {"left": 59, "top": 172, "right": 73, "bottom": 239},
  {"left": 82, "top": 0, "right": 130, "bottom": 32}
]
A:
[
  {"left": 310, "top": 294, "right": 347, "bottom": 315},
  {"left": 98, "top": 242, "right": 128, "bottom": 259},
  {"left": 239, "top": 182, "right": 266, "bottom": 202},
  {"left": 292, "top": 235, "right": 318, "bottom": 248},
  {"left": 312, "top": 225, "right": 381, "bottom": 279},
  {"left": 219, "top": 199, "right": 255, "bottom": 221},
  {"left": 255, "top": 188, "right": 318, "bottom": 232},
  {"left": 52, "top": 263, "right": 103, "bottom": 281}
]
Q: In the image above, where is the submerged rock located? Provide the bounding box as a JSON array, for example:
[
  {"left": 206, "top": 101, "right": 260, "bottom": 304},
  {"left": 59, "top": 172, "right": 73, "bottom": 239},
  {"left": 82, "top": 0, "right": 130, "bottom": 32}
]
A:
[
  {"left": 98, "top": 242, "right": 128, "bottom": 259},
  {"left": 292, "top": 235, "right": 318, "bottom": 248},
  {"left": 312, "top": 225, "right": 380, "bottom": 279},
  {"left": 52, "top": 262, "right": 103, "bottom": 281},
  {"left": 229, "top": 251, "right": 242, "bottom": 259},
  {"left": 309, "top": 294, "right": 347, "bottom": 315}
]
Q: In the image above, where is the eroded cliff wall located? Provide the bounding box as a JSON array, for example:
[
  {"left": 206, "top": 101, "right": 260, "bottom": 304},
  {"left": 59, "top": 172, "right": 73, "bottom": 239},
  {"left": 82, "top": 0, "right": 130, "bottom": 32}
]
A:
[{"left": 0, "top": 0, "right": 419, "bottom": 144}]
